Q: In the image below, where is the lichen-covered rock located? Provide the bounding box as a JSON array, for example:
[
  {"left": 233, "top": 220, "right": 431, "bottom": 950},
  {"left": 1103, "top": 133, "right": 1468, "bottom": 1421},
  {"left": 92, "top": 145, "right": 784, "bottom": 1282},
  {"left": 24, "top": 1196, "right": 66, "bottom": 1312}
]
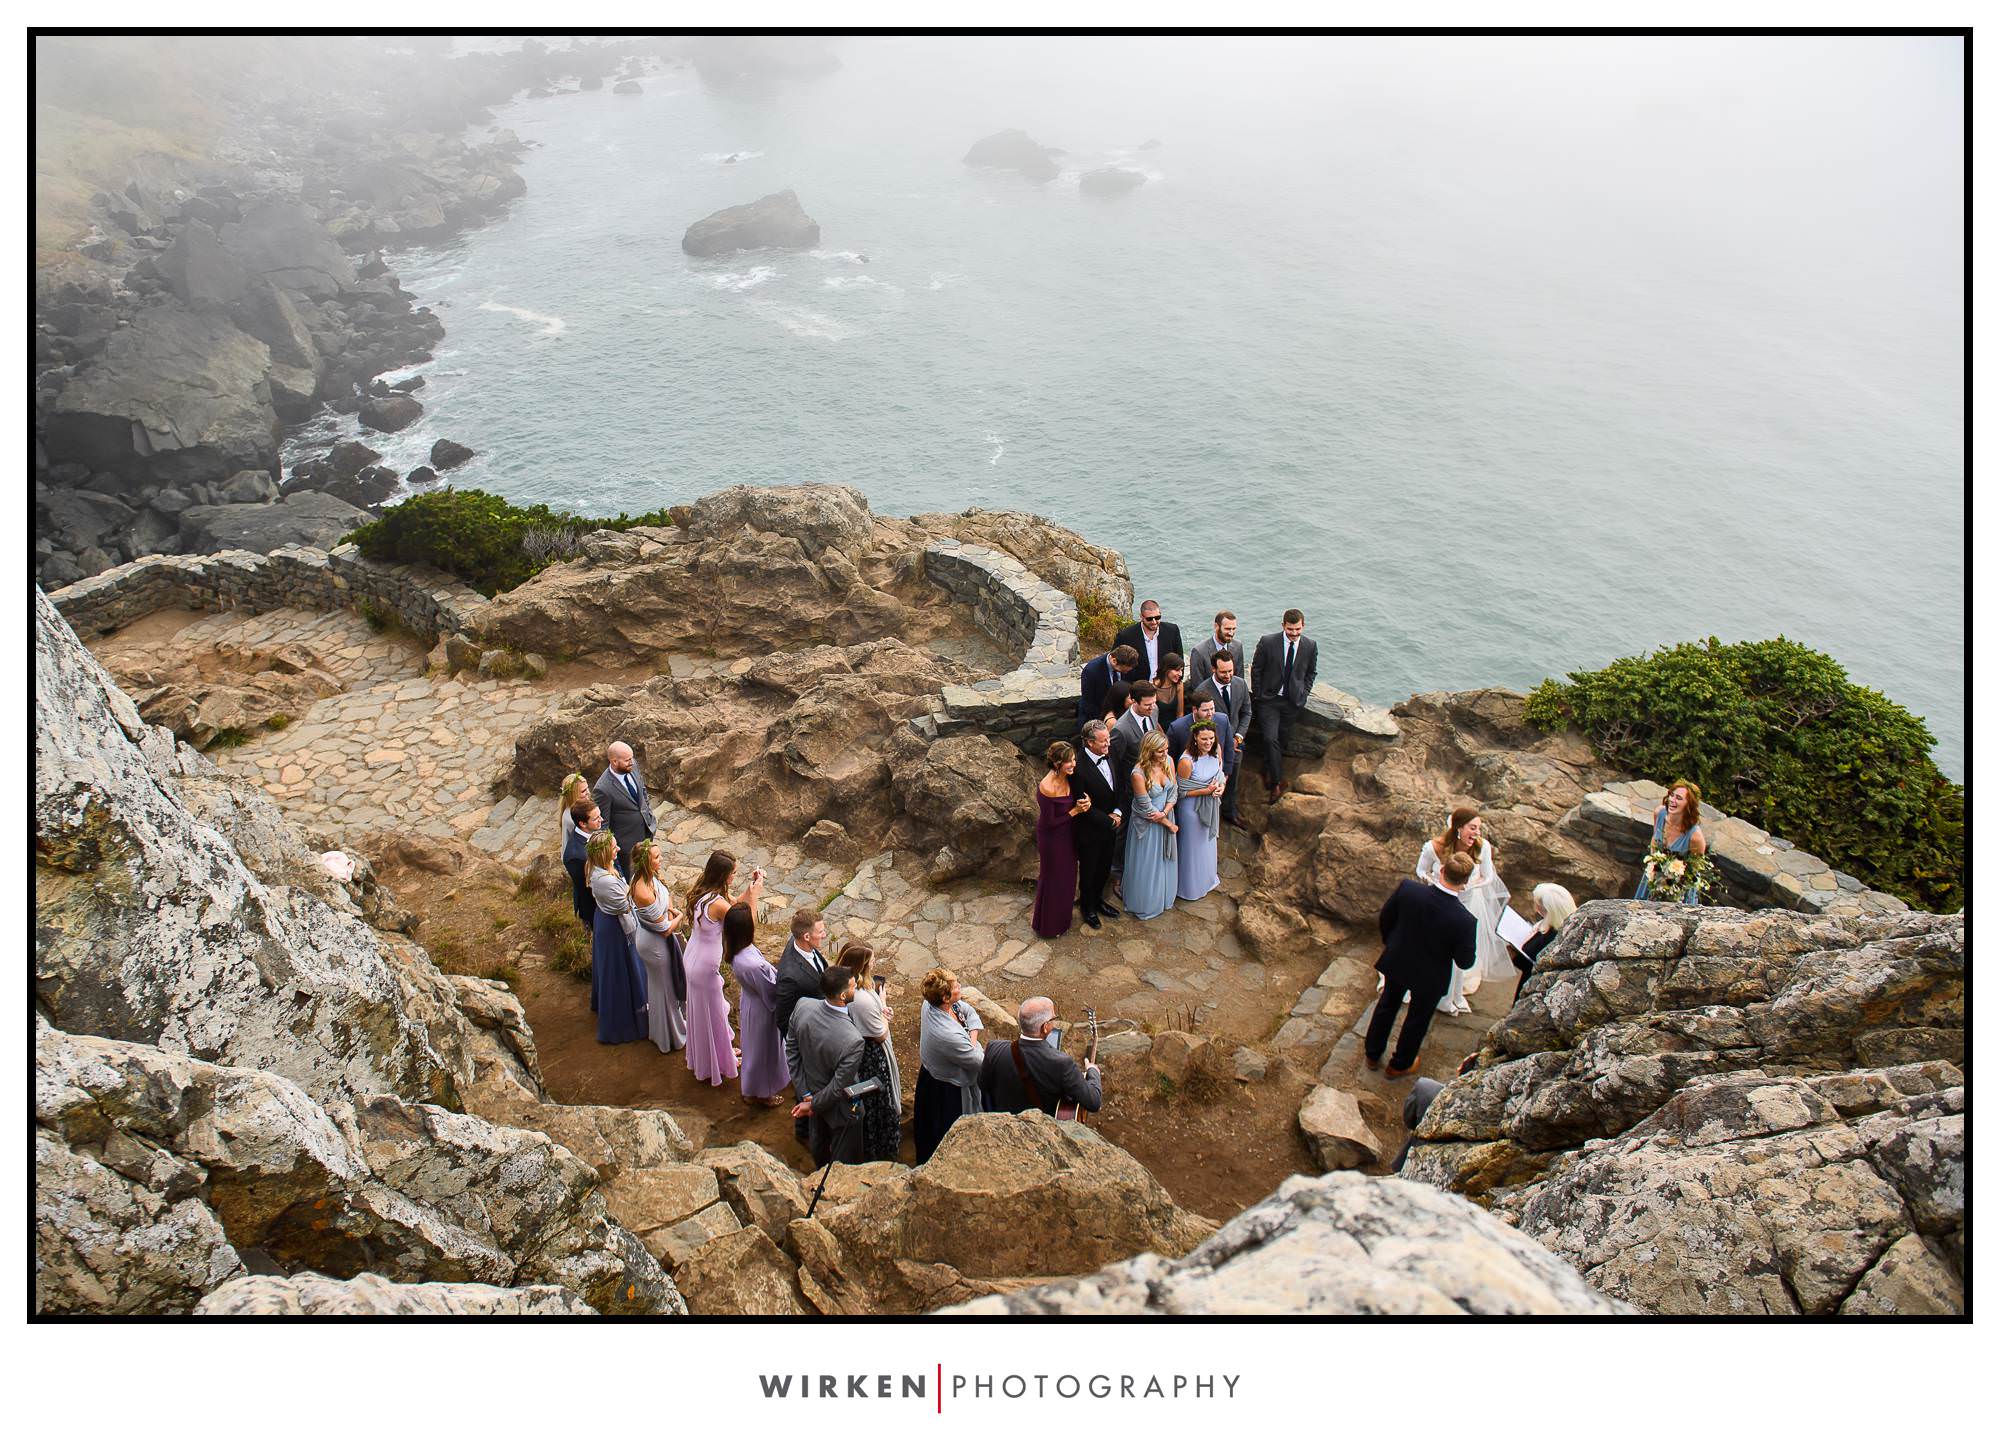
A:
[
  {"left": 677, "top": 1227, "right": 812, "bottom": 1316},
  {"left": 34, "top": 590, "right": 477, "bottom": 1107},
  {"left": 35, "top": 1024, "right": 681, "bottom": 1316},
  {"left": 1297, "top": 1085, "right": 1382, "bottom": 1170},
  {"left": 944, "top": 1173, "right": 1630, "bottom": 1317},
  {"left": 194, "top": 1271, "right": 597, "bottom": 1315},
  {"left": 790, "top": 1112, "right": 1211, "bottom": 1315},
  {"left": 685, "top": 482, "right": 871, "bottom": 554},
  {"left": 1402, "top": 902, "right": 1964, "bottom": 1316}
]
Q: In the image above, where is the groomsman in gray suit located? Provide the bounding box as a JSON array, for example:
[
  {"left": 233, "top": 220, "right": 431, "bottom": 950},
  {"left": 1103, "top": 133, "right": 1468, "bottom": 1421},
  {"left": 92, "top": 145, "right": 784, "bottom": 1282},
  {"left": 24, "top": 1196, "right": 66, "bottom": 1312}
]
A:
[
  {"left": 592, "top": 740, "right": 657, "bottom": 879},
  {"left": 1187, "top": 610, "right": 1246, "bottom": 694},
  {"left": 787, "top": 966, "right": 869, "bottom": 1166}
]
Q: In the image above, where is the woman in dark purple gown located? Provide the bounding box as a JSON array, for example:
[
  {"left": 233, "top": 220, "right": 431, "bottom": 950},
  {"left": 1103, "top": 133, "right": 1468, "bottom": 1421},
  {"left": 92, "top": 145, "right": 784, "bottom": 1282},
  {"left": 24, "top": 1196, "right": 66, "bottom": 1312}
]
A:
[
  {"left": 1032, "top": 741, "right": 1088, "bottom": 939},
  {"left": 725, "top": 902, "right": 789, "bottom": 1105}
]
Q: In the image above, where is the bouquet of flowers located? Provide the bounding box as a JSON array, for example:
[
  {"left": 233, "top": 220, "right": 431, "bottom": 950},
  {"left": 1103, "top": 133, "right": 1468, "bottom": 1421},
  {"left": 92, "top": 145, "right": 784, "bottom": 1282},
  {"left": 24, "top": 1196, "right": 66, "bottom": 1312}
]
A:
[{"left": 1641, "top": 845, "right": 1720, "bottom": 903}]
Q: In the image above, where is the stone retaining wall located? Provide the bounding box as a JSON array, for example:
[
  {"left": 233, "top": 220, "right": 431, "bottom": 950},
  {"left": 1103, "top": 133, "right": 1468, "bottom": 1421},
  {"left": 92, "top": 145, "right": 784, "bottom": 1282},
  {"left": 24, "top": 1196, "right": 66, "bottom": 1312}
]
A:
[
  {"left": 1562, "top": 778, "right": 1908, "bottom": 917},
  {"left": 45, "top": 544, "right": 484, "bottom": 647},
  {"left": 921, "top": 538, "right": 1402, "bottom": 754}
]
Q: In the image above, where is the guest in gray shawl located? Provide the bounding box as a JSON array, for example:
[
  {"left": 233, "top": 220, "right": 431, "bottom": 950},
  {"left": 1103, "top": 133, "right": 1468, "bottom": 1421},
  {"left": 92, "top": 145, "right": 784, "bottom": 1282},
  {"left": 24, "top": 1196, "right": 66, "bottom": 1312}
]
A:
[
  {"left": 586, "top": 831, "right": 648, "bottom": 1045},
  {"left": 914, "top": 966, "right": 985, "bottom": 1164},
  {"left": 627, "top": 840, "right": 687, "bottom": 1053}
]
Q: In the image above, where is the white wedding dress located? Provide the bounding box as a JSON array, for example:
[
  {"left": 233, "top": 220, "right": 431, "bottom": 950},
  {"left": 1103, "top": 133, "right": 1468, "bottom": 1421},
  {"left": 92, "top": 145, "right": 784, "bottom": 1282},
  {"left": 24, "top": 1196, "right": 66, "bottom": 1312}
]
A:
[{"left": 1416, "top": 839, "right": 1513, "bottom": 1013}]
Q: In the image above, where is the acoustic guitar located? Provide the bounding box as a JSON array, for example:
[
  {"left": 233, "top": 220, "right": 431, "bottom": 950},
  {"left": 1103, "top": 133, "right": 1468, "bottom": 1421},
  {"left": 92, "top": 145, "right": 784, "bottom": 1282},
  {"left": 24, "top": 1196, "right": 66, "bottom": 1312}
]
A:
[{"left": 1054, "top": 1007, "right": 1099, "bottom": 1122}]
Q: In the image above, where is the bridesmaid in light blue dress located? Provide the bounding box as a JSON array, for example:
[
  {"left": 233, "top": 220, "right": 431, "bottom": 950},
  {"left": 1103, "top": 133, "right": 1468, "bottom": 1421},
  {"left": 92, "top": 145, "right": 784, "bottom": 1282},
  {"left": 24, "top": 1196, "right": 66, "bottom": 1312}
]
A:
[
  {"left": 1633, "top": 781, "right": 1708, "bottom": 903},
  {"left": 1122, "top": 731, "right": 1180, "bottom": 921},
  {"left": 1175, "top": 719, "right": 1224, "bottom": 901}
]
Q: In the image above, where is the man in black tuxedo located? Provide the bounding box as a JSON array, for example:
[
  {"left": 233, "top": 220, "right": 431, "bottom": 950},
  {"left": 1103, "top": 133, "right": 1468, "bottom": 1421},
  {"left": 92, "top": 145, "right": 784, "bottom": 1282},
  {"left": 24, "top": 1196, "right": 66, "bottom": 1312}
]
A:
[
  {"left": 1115, "top": 600, "right": 1184, "bottom": 683},
  {"left": 774, "top": 907, "right": 832, "bottom": 1144},
  {"left": 978, "top": 998, "right": 1103, "bottom": 1116},
  {"left": 1071, "top": 719, "right": 1124, "bottom": 928},
  {"left": 1078, "top": 644, "right": 1143, "bottom": 731},
  {"left": 1249, "top": 609, "right": 1319, "bottom": 799},
  {"left": 1364, "top": 850, "right": 1479, "bottom": 1077}
]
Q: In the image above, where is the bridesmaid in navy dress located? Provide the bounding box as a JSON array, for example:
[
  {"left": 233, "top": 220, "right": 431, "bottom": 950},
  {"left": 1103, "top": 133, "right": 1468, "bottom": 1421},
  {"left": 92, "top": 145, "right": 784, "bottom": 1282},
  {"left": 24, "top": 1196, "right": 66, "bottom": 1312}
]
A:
[
  {"left": 585, "top": 831, "right": 649, "bottom": 1044},
  {"left": 1032, "top": 741, "right": 1089, "bottom": 938}
]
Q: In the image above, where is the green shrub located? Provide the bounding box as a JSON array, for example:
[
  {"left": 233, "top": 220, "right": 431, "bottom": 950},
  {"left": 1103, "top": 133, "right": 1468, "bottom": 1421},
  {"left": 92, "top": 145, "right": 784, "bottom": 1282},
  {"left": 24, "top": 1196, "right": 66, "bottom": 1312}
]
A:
[
  {"left": 264, "top": 713, "right": 291, "bottom": 731},
  {"left": 207, "top": 727, "right": 249, "bottom": 751},
  {"left": 342, "top": 488, "right": 679, "bottom": 597},
  {"left": 550, "top": 931, "right": 592, "bottom": 979},
  {"left": 1071, "top": 587, "right": 1128, "bottom": 654},
  {"left": 1525, "top": 637, "right": 1963, "bottom": 912}
]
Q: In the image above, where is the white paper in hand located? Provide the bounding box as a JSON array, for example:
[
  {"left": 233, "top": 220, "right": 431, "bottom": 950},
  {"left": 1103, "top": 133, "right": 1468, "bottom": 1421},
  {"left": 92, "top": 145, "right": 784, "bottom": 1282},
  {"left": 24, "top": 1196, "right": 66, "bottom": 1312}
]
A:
[{"left": 1497, "top": 906, "right": 1537, "bottom": 952}]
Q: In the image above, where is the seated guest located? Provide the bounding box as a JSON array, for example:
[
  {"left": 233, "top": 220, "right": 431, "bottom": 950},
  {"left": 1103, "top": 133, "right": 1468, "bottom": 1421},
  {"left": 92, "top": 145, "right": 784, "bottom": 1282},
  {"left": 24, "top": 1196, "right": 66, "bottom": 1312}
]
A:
[
  {"left": 1187, "top": 610, "right": 1246, "bottom": 692},
  {"left": 1078, "top": 644, "right": 1142, "bottom": 730},
  {"left": 1509, "top": 882, "right": 1577, "bottom": 1002},
  {"left": 1033, "top": 741, "right": 1090, "bottom": 939},
  {"left": 841, "top": 944, "right": 902, "bottom": 1162},
  {"left": 562, "top": 799, "right": 601, "bottom": 929},
  {"left": 1364, "top": 850, "right": 1478, "bottom": 1078},
  {"left": 1116, "top": 601, "right": 1184, "bottom": 682},
  {"left": 585, "top": 831, "right": 649, "bottom": 1045},
  {"left": 1390, "top": 1078, "right": 1447, "bottom": 1173},
  {"left": 1154, "top": 652, "right": 1188, "bottom": 726},
  {"left": 787, "top": 965, "right": 869, "bottom": 1166},
  {"left": 724, "top": 902, "right": 787, "bottom": 1105},
  {"left": 978, "top": 997, "right": 1103, "bottom": 1117},
  {"left": 916, "top": 967, "right": 985, "bottom": 1163}
]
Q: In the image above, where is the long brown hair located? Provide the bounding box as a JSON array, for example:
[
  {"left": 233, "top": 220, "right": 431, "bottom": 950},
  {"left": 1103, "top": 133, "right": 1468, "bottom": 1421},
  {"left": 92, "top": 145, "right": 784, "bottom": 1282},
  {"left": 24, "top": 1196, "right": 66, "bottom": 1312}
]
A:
[
  {"left": 1433, "top": 806, "right": 1484, "bottom": 861},
  {"left": 1666, "top": 779, "right": 1702, "bottom": 833},
  {"left": 721, "top": 901, "right": 757, "bottom": 961},
  {"left": 839, "top": 942, "right": 876, "bottom": 990},
  {"left": 685, "top": 849, "right": 736, "bottom": 920},
  {"left": 629, "top": 839, "right": 662, "bottom": 889}
]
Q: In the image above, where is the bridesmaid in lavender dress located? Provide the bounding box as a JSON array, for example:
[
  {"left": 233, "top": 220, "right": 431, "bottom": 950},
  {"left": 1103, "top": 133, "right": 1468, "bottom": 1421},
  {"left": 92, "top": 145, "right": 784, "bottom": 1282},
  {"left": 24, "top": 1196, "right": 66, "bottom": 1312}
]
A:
[
  {"left": 1032, "top": 741, "right": 1089, "bottom": 938},
  {"left": 681, "top": 850, "right": 761, "bottom": 1088},
  {"left": 725, "top": 902, "right": 789, "bottom": 1104}
]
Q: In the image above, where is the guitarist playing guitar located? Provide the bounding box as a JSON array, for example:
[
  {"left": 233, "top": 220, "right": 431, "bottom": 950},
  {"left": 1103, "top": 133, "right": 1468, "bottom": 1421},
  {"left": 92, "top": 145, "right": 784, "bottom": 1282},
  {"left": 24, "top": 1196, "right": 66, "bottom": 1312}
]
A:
[{"left": 1055, "top": 1008, "right": 1099, "bottom": 1123}]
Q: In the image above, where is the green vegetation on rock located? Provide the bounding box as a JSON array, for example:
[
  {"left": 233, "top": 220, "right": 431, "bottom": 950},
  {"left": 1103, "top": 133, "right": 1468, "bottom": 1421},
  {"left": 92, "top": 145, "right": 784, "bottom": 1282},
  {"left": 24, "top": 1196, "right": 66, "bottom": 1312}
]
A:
[
  {"left": 343, "top": 488, "right": 677, "bottom": 597},
  {"left": 1525, "top": 637, "right": 1963, "bottom": 912}
]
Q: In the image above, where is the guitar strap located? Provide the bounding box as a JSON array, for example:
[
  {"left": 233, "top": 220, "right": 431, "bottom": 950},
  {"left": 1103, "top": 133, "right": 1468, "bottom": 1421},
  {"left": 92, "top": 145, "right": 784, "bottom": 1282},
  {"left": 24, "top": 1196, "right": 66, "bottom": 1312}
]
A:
[{"left": 1009, "top": 1041, "right": 1045, "bottom": 1112}]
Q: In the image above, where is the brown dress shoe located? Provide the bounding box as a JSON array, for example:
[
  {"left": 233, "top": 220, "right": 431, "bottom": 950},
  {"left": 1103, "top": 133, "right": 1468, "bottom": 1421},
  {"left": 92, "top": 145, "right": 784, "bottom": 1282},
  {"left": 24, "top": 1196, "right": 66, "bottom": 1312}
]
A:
[
  {"left": 1384, "top": 1056, "right": 1421, "bottom": 1079},
  {"left": 1364, "top": 1055, "right": 1383, "bottom": 1071}
]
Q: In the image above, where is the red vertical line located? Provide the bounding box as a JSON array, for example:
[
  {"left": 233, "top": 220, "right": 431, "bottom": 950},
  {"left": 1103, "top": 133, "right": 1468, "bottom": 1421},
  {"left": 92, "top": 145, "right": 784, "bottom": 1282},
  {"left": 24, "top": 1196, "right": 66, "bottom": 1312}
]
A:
[{"left": 937, "top": 1363, "right": 943, "bottom": 1413}]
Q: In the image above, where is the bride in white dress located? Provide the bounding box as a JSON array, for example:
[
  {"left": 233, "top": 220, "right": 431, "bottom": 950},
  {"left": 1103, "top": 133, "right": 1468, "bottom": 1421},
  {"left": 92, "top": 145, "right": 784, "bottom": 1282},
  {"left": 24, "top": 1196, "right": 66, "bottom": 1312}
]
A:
[{"left": 1416, "top": 807, "right": 1513, "bottom": 1014}]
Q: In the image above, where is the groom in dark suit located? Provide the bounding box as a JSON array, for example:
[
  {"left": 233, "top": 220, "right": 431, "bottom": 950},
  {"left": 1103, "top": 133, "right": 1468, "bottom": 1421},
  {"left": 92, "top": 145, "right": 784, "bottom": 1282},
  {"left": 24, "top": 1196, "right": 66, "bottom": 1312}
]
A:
[
  {"left": 1071, "top": 719, "right": 1124, "bottom": 928},
  {"left": 1249, "top": 609, "right": 1318, "bottom": 799},
  {"left": 591, "top": 740, "right": 657, "bottom": 879},
  {"left": 1364, "top": 850, "right": 1479, "bottom": 1077}
]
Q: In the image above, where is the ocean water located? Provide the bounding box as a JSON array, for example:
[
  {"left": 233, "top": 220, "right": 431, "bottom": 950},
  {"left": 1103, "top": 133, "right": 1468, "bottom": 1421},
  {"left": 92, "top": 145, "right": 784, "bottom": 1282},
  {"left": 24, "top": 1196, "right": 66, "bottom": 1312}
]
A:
[{"left": 290, "top": 36, "right": 1965, "bottom": 778}]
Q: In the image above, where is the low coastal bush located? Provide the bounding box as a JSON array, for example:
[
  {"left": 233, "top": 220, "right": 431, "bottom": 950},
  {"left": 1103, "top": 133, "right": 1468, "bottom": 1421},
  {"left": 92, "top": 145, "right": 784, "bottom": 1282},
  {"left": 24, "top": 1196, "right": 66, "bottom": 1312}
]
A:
[
  {"left": 1525, "top": 637, "right": 1963, "bottom": 912},
  {"left": 344, "top": 488, "right": 678, "bottom": 596},
  {"left": 1071, "top": 586, "right": 1130, "bottom": 653}
]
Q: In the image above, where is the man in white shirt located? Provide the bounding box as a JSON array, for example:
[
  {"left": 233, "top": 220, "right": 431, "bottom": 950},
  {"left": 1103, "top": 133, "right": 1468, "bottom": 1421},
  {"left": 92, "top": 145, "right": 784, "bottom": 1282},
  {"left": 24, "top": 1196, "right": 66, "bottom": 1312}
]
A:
[
  {"left": 1071, "top": 719, "right": 1124, "bottom": 928},
  {"left": 1114, "top": 602, "right": 1184, "bottom": 683}
]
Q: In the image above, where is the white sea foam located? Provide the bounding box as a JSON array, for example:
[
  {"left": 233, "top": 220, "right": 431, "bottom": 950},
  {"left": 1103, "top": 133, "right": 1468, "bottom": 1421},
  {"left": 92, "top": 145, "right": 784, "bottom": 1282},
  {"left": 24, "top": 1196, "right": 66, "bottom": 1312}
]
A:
[
  {"left": 821, "top": 275, "right": 901, "bottom": 295},
  {"left": 810, "top": 249, "right": 869, "bottom": 264},
  {"left": 708, "top": 266, "right": 780, "bottom": 291},
  {"left": 477, "top": 299, "right": 567, "bottom": 336},
  {"left": 700, "top": 149, "right": 765, "bottom": 163},
  {"left": 750, "top": 300, "right": 852, "bottom": 341},
  {"left": 926, "top": 272, "right": 967, "bottom": 291},
  {"left": 985, "top": 432, "right": 1005, "bottom": 466}
]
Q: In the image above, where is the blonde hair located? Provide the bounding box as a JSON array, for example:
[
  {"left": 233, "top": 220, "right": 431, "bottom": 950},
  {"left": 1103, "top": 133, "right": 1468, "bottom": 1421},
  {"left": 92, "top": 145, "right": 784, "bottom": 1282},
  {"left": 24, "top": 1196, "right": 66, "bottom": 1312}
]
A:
[
  {"left": 1441, "top": 850, "right": 1475, "bottom": 887},
  {"left": 1533, "top": 882, "right": 1577, "bottom": 933},
  {"left": 560, "top": 771, "right": 590, "bottom": 818},
  {"left": 1137, "top": 729, "right": 1171, "bottom": 780},
  {"left": 585, "top": 830, "right": 619, "bottom": 872}
]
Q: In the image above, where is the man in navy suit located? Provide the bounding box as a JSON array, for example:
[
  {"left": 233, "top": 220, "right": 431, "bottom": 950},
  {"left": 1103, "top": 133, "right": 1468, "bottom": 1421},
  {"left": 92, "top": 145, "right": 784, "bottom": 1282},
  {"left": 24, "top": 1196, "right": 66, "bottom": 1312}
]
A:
[
  {"left": 1167, "top": 689, "right": 1236, "bottom": 782},
  {"left": 1364, "top": 850, "right": 1479, "bottom": 1077},
  {"left": 562, "top": 800, "right": 601, "bottom": 929},
  {"left": 1077, "top": 644, "right": 1143, "bottom": 731}
]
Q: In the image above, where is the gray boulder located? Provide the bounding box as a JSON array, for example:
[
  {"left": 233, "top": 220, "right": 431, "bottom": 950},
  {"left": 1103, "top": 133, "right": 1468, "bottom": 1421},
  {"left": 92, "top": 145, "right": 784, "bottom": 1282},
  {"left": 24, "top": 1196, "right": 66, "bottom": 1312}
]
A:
[
  {"left": 944, "top": 1173, "right": 1632, "bottom": 1316},
  {"left": 358, "top": 393, "right": 424, "bottom": 433},
  {"left": 177, "top": 490, "right": 373, "bottom": 554},
  {"left": 1080, "top": 166, "right": 1146, "bottom": 196},
  {"left": 215, "top": 469, "right": 279, "bottom": 504},
  {"left": 156, "top": 221, "right": 253, "bottom": 308},
  {"left": 219, "top": 200, "right": 356, "bottom": 298},
  {"left": 964, "top": 129, "right": 1060, "bottom": 182},
  {"left": 681, "top": 189, "right": 821, "bottom": 257},
  {"left": 195, "top": 1272, "right": 597, "bottom": 1316},
  {"left": 40, "top": 489, "right": 136, "bottom": 555},
  {"left": 327, "top": 440, "right": 383, "bottom": 477},
  {"left": 429, "top": 437, "right": 475, "bottom": 470},
  {"left": 43, "top": 305, "right": 279, "bottom": 485},
  {"left": 684, "top": 481, "right": 871, "bottom": 553}
]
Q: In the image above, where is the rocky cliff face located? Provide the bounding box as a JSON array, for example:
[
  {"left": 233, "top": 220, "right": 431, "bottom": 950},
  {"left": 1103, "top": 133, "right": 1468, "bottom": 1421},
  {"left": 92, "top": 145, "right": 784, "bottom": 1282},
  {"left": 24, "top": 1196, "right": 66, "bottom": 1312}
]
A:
[{"left": 1402, "top": 902, "right": 1964, "bottom": 1315}]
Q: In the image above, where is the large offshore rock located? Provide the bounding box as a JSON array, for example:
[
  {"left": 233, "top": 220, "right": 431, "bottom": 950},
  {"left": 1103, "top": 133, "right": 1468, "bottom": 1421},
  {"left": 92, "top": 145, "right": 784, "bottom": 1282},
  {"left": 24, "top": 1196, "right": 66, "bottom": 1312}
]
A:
[
  {"left": 680, "top": 189, "right": 821, "bottom": 256},
  {"left": 34, "top": 590, "right": 477, "bottom": 1106},
  {"left": 34, "top": 1024, "right": 679, "bottom": 1316},
  {"left": 42, "top": 304, "right": 279, "bottom": 485},
  {"left": 963, "top": 128, "right": 1060, "bottom": 182},
  {"left": 788, "top": 1112, "right": 1211, "bottom": 1315},
  {"left": 945, "top": 1173, "right": 1631, "bottom": 1316},
  {"left": 1402, "top": 901, "right": 1965, "bottom": 1315},
  {"left": 176, "top": 490, "right": 373, "bottom": 555},
  {"left": 194, "top": 1271, "right": 597, "bottom": 1316}
]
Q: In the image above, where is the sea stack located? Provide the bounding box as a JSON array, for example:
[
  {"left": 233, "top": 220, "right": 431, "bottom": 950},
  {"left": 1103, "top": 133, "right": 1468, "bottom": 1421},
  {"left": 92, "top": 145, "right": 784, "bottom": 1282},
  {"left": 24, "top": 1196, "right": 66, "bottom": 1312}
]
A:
[
  {"left": 963, "top": 129, "right": 1060, "bottom": 183},
  {"left": 681, "top": 190, "right": 821, "bottom": 257},
  {"left": 1080, "top": 166, "right": 1147, "bottom": 197}
]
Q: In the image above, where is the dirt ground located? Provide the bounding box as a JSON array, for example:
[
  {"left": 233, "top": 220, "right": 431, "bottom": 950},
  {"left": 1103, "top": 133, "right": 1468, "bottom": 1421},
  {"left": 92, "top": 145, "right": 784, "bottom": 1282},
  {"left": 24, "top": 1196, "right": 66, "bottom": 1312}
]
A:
[{"left": 390, "top": 856, "right": 1322, "bottom": 1222}]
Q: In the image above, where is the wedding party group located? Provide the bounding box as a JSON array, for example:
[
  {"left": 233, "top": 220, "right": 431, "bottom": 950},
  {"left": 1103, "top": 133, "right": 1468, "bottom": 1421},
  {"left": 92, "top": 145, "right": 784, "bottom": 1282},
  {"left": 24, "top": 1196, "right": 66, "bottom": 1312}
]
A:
[{"left": 1031, "top": 604, "right": 1318, "bottom": 937}]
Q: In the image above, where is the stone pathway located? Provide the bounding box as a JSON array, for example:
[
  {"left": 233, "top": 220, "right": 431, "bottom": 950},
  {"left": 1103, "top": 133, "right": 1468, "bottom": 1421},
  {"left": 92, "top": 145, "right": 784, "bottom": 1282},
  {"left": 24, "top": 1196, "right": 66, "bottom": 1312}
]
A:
[
  {"left": 93, "top": 606, "right": 421, "bottom": 693},
  {"left": 93, "top": 606, "right": 1301, "bottom": 1044},
  {"left": 1320, "top": 964, "right": 1516, "bottom": 1112}
]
